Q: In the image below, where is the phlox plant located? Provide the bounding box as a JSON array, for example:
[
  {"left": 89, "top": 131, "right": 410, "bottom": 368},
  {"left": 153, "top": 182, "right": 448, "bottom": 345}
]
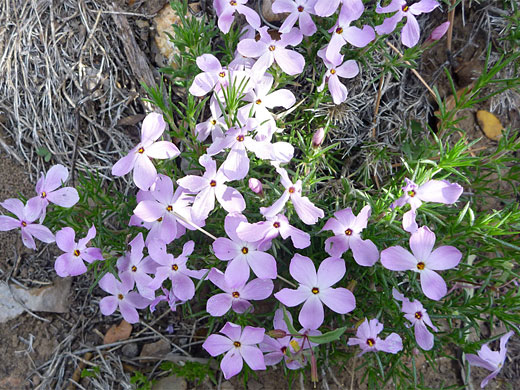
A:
[{"left": 3, "top": 0, "right": 519, "bottom": 388}]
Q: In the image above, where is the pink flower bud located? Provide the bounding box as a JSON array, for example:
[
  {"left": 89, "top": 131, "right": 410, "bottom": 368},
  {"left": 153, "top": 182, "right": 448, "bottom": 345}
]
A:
[
  {"left": 266, "top": 329, "right": 288, "bottom": 338},
  {"left": 312, "top": 128, "right": 325, "bottom": 148},
  {"left": 425, "top": 22, "right": 450, "bottom": 44},
  {"left": 248, "top": 178, "right": 263, "bottom": 194}
]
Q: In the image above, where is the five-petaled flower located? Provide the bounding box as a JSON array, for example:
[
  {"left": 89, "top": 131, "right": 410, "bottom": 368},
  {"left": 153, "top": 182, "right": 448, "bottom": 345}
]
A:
[
  {"left": 381, "top": 226, "right": 462, "bottom": 301},
  {"left": 347, "top": 318, "right": 403, "bottom": 355}
]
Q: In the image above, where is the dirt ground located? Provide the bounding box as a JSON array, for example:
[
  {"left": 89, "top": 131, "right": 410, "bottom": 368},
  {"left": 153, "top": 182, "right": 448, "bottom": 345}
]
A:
[{"left": 0, "top": 1, "right": 518, "bottom": 389}]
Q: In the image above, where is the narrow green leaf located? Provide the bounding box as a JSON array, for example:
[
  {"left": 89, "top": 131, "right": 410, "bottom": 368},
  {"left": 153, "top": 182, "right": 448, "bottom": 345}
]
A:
[{"left": 307, "top": 326, "right": 347, "bottom": 344}]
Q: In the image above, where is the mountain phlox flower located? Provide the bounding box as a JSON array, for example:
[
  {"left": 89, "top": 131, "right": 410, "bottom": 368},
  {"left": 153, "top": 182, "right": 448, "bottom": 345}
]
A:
[
  {"left": 260, "top": 164, "right": 324, "bottom": 225},
  {"left": 213, "top": 213, "right": 277, "bottom": 288},
  {"left": 381, "top": 226, "right": 462, "bottom": 301},
  {"left": 0, "top": 198, "right": 54, "bottom": 250},
  {"left": 213, "top": 0, "right": 260, "bottom": 34},
  {"left": 98, "top": 272, "right": 150, "bottom": 324},
  {"left": 148, "top": 240, "right": 207, "bottom": 301},
  {"left": 391, "top": 177, "right": 463, "bottom": 233},
  {"left": 128, "top": 188, "right": 186, "bottom": 245},
  {"left": 189, "top": 54, "right": 231, "bottom": 97},
  {"left": 206, "top": 268, "right": 273, "bottom": 316},
  {"left": 112, "top": 113, "right": 180, "bottom": 190},
  {"left": 133, "top": 174, "right": 202, "bottom": 240},
  {"left": 202, "top": 322, "right": 266, "bottom": 379},
  {"left": 55, "top": 225, "right": 103, "bottom": 277},
  {"left": 272, "top": 0, "right": 318, "bottom": 36},
  {"left": 392, "top": 288, "right": 438, "bottom": 350},
  {"left": 177, "top": 155, "right": 246, "bottom": 222},
  {"left": 325, "top": 0, "right": 375, "bottom": 63},
  {"left": 322, "top": 205, "right": 379, "bottom": 266},
  {"left": 150, "top": 286, "right": 179, "bottom": 313},
  {"left": 237, "top": 26, "right": 305, "bottom": 76},
  {"left": 347, "top": 318, "right": 403, "bottom": 355},
  {"left": 195, "top": 96, "right": 227, "bottom": 142},
  {"left": 275, "top": 254, "right": 356, "bottom": 329},
  {"left": 237, "top": 213, "right": 311, "bottom": 250},
  {"left": 425, "top": 21, "right": 450, "bottom": 44},
  {"left": 248, "top": 178, "right": 263, "bottom": 195},
  {"left": 116, "top": 233, "right": 157, "bottom": 299},
  {"left": 29, "top": 164, "right": 79, "bottom": 222},
  {"left": 466, "top": 331, "right": 515, "bottom": 388},
  {"left": 317, "top": 47, "right": 359, "bottom": 105},
  {"left": 375, "top": 0, "right": 440, "bottom": 48},
  {"left": 240, "top": 73, "right": 296, "bottom": 126}
]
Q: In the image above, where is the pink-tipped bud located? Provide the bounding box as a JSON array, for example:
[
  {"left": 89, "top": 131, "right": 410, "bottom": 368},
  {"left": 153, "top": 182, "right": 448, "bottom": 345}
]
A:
[
  {"left": 312, "top": 128, "right": 325, "bottom": 148},
  {"left": 425, "top": 21, "right": 450, "bottom": 44},
  {"left": 267, "top": 329, "right": 288, "bottom": 338},
  {"left": 248, "top": 178, "right": 263, "bottom": 194}
]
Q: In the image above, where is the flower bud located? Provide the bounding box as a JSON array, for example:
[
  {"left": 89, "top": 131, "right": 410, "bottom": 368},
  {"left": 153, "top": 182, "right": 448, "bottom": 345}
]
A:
[
  {"left": 425, "top": 21, "right": 450, "bottom": 44},
  {"left": 248, "top": 178, "right": 263, "bottom": 194},
  {"left": 267, "top": 329, "right": 287, "bottom": 338},
  {"left": 312, "top": 127, "right": 325, "bottom": 148}
]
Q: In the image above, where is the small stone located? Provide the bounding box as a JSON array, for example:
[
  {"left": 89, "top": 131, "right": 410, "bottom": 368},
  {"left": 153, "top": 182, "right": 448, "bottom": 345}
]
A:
[
  {"left": 476, "top": 110, "right": 503, "bottom": 141},
  {"left": 220, "top": 381, "right": 235, "bottom": 390},
  {"left": 121, "top": 342, "right": 139, "bottom": 358},
  {"left": 152, "top": 375, "right": 188, "bottom": 390},
  {"left": 261, "top": 0, "right": 287, "bottom": 22},
  {"left": 140, "top": 339, "right": 171, "bottom": 359}
]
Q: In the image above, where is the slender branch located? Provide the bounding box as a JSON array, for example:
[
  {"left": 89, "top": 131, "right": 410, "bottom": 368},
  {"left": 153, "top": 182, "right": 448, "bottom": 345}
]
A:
[{"left": 172, "top": 210, "right": 218, "bottom": 241}]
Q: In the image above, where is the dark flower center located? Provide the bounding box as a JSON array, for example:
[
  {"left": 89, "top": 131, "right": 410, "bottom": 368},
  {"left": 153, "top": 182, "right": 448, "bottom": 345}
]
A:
[
  {"left": 255, "top": 99, "right": 262, "bottom": 105},
  {"left": 241, "top": 247, "right": 249, "bottom": 254},
  {"left": 417, "top": 262, "right": 425, "bottom": 270},
  {"left": 210, "top": 180, "right": 217, "bottom": 187},
  {"left": 345, "top": 228, "right": 353, "bottom": 236},
  {"left": 41, "top": 191, "right": 47, "bottom": 198},
  {"left": 330, "top": 69, "right": 336, "bottom": 75},
  {"left": 269, "top": 45, "right": 276, "bottom": 51},
  {"left": 336, "top": 27, "right": 343, "bottom": 34},
  {"left": 233, "top": 341, "right": 241, "bottom": 347},
  {"left": 232, "top": 291, "right": 240, "bottom": 298},
  {"left": 311, "top": 287, "right": 319, "bottom": 294},
  {"left": 211, "top": 119, "right": 217, "bottom": 125},
  {"left": 366, "top": 338, "right": 375, "bottom": 347},
  {"left": 273, "top": 222, "right": 280, "bottom": 228},
  {"left": 408, "top": 190, "right": 416, "bottom": 197},
  {"left": 281, "top": 346, "right": 287, "bottom": 354},
  {"left": 21, "top": 221, "right": 27, "bottom": 227},
  {"left": 157, "top": 217, "right": 163, "bottom": 222},
  {"left": 166, "top": 205, "right": 173, "bottom": 212},
  {"left": 415, "top": 311, "right": 423, "bottom": 320},
  {"left": 138, "top": 147, "right": 145, "bottom": 154},
  {"left": 402, "top": 5, "right": 409, "bottom": 12},
  {"left": 73, "top": 249, "right": 81, "bottom": 257},
  {"left": 236, "top": 135, "right": 245, "bottom": 142},
  {"left": 172, "top": 264, "right": 179, "bottom": 271},
  {"left": 131, "top": 266, "right": 137, "bottom": 272},
  {"left": 297, "top": 5, "right": 304, "bottom": 12},
  {"left": 219, "top": 71, "right": 226, "bottom": 78},
  {"left": 230, "top": 1, "right": 237, "bottom": 6},
  {"left": 288, "top": 187, "right": 295, "bottom": 194},
  {"left": 118, "top": 293, "right": 124, "bottom": 300}
]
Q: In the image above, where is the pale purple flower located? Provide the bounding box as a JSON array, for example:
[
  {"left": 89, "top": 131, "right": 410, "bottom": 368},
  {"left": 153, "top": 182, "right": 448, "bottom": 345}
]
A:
[
  {"left": 195, "top": 96, "right": 227, "bottom": 141},
  {"left": 317, "top": 48, "right": 359, "bottom": 105},
  {"left": 133, "top": 174, "right": 201, "bottom": 239},
  {"left": 260, "top": 165, "right": 324, "bottom": 225},
  {"left": 177, "top": 155, "right": 246, "bottom": 222},
  {"left": 392, "top": 178, "right": 463, "bottom": 232},
  {"left": 466, "top": 331, "right": 514, "bottom": 388},
  {"left": 29, "top": 164, "right": 79, "bottom": 222},
  {"left": 322, "top": 205, "right": 379, "bottom": 266},
  {"left": 189, "top": 54, "right": 231, "bottom": 97},
  {"left": 248, "top": 178, "right": 263, "bottom": 195},
  {"left": 116, "top": 233, "right": 157, "bottom": 299},
  {"left": 274, "top": 254, "right": 356, "bottom": 330},
  {"left": 213, "top": 0, "right": 260, "bottom": 34},
  {"left": 325, "top": 0, "right": 375, "bottom": 64},
  {"left": 55, "top": 225, "right": 103, "bottom": 277},
  {"left": 347, "top": 318, "right": 403, "bottom": 355},
  {"left": 148, "top": 240, "right": 207, "bottom": 301},
  {"left": 213, "top": 213, "right": 277, "bottom": 288},
  {"left": 237, "top": 26, "right": 305, "bottom": 76},
  {"left": 312, "top": 128, "right": 325, "bottom": 148},
  {"left": 237, "top": 213, "right": 311, "bottom": 250},
  {"left": 260, "top": 309, "right": 319, "bottom": 369},
  {"left": 381, "top": 226, "right": 462, "bottom": 301},
  {"left": 202, "top": 322, "right": 266, "bottom": 380},
  {"left": 98, "top": 272, "right": 150, "bottom": 324},
  {"left": 392, "top": 288, "right": 438, "bottom": 350},
  {"left": 0, "top": 198, "right": 54, "bottom": 250},
  {"left": 425, "top": 21, "right": 450, "bottom": 44},
  {"left": 206, "top": 268, "right": 273, "bottom": 316},
  {"left": 272, "top": 0, "right": 318, "bottom": 36},
  {"left": 112, "top": 113, "right": 180, "bottom": 190},
  {"left": 150, "top": 286, "right": 179, "bottom": 313},
  {"left": 313, "top": 0, "right": 341, "bottom": 17},
  {"left": 375, "top": 0, "right": 440, "bottom": 48}
]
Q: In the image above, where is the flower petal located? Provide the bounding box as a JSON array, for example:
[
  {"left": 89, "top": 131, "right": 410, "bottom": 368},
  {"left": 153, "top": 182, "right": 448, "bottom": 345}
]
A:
[
  {"left": 410, "top": 226, "right": 436, "bottom": 261},
  {"left": 427, "top": 246, "right": 461, "bottom": 270},
  {"left": 299, "top": 295, "right": 324, "bottom": 330},
  {"left": 290, "top": 254, "right": 317, "bottom": 287},
  {"left": 274, "top": 286, "right": 310, "bottom": 307},
  {"left": 420, "top": 269, "right": 447, "bottom": 301},
  {"left": 317, "top": 257, "right": 345, "bottom": 288},
  {"left": 203, "top": 334, "right": 233, "bottom": 357},
  {"left": 415, "top": 321, "right": 434, "bottom": 350},
  {"left": 319, "top": 287, "right": 355, "bottom": 314},
  {"left": 381, "top": 246, "right": 417, "bottom": 271},
  {"left": 350, "top": 236, "right": 379, "bottom": 267}
]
